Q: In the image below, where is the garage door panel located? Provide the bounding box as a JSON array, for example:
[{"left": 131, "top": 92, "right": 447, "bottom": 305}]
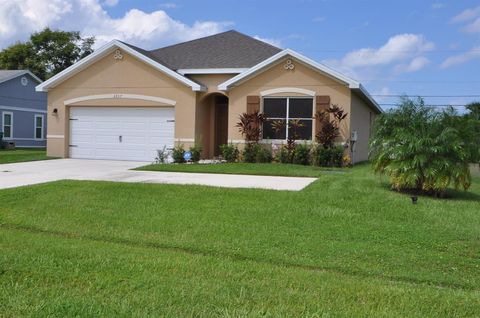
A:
[
  {"left": 71, "top": 134, "right": 94, "bottom": 143},
  {"left": 95, "top": 121, "right": 122, "bottom": 130},
  {"left": 123, "top": 122, "right": 148, "bottom": 130},
  {"left": 71, "top": 121, "right": 94, "bottom": 130},
  {"left": 122, "top": 136, "right": 147, "bottom": 144},
  {"left": 70, "top": 106, "right": 175, "bottom": 162}
]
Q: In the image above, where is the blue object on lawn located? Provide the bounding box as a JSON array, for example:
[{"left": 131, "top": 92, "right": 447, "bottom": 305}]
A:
[{"left": 183, "top": 151, "right": 192, "bottom": 161}]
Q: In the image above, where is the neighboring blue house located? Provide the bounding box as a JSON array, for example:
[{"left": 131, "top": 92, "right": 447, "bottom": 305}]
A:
[{"left": 0, "top": 70, "right": 47, "bottom": 148}]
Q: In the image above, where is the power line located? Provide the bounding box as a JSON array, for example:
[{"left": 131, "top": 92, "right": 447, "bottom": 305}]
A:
[
  {"left": 297, "top": 49, "right": 480, "bottom": 53},
  {"left": 371, "top": 95, "right": 480, "bottom": 98},
  {"left": 379, "top": 103, "right": 469, "bottom": 107}
]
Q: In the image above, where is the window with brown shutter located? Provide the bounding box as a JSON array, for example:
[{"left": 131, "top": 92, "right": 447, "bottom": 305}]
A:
[
  {"left": 246, "top": 95, "right": 260, "bottom": 114},
  {"left": 315, "top": 96, "right": 330, "bottom": 136}
]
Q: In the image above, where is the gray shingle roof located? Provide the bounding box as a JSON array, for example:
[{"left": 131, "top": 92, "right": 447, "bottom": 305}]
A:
[
  {"left": 147, "top": 30, "right": 282, "bottom": 70},
  {"left": 0, "top": 70, "right": 28, "bottom": 83}
]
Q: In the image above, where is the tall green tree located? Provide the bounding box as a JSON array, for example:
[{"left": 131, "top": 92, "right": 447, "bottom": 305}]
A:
[
  {"left": 466, "top": 101, "right": 480, "bottom": 120},
  {"left": 0, "top": 28, "right": 94, "bottom": 80},
  {"left": 370, "top": 97, "right": 477, "bottom": 197}
]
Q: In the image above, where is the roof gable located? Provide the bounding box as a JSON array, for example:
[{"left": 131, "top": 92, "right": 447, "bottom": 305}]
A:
[
  {"left": 149, "top": 30, "right": 282, "bottom": 70},
  {"left": 218, "top": 49, "right": 382, "bottom": 113},
  {"left": 36, "top": 40, "right": 205, "bottom": 92},
  {"left": 0, "top": 70, "right": 42, "bottom": 85}
]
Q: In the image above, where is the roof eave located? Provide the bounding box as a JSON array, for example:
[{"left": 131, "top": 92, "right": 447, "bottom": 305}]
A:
[
  {"left": 0, "top": 70, "right": 43, "bottom": 86},
  {"left": 36, "top": 40, "right": 205, "bottom": 92},
  {"left": 218, "top": 49, "right": 358, "bottom": 91},
  {"left": 217, "top": 48, "right": 382, "bottom": 113},
  {"left": 352, "top": 84, "right": 383, "bottom": 113}
]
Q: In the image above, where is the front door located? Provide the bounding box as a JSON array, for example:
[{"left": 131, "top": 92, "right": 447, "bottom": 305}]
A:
[{"left": 214, "top": 96, "right": 228, "bottom": 157}]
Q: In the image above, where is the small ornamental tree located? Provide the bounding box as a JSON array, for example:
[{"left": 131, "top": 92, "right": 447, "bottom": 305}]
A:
[
  {"left": 370, "top": 97, "right": 476, "bottom": 197},
  {"left": 315, "top": 105, "right": 348, "bottom": 149},
  {"left": 236, "top": 111, "right": 267, "bottom": 162},
  {"left": 271, "top": 119, "right": 305, "bottom": 163},
  {"left": 236, "top": 111, "right": 265, "bottom": 144}
]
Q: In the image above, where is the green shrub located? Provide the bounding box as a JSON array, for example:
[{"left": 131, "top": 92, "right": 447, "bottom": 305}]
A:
[
  {"left": 220, "top": 144, "right": 239, "bottom": 162},
  {"left": 256, "top": 146, "right": 273, "bottom": 163},
  {"left": 189, "top": 145, "right": 202, "bottom": 162},
  {"left": 242, "top": 144, "right": 258, "bottom": 163},
  {"left": 242, "top": 144, "right": 273, "bottom": 163},
  {"left": 313, "top": 146, "right": 329, "bottom": 167},
  {"left": 331, "top": 146, "right": 344, "bottom": 167},
  {"left": 172, "top": 144, "right": 185, "bottom": 163},
  {"left": 155, "top": 146, "right": 168, "bottom": 164},
  {"left": 277, "top": 145, "right": 292, "bottom": 164},
  {"left": 313, "top": 145, "right": 344, "bottom": 167},
  {"left": 370, "top": 97, "right": 477, "bottom": 196},
  {"left": 293, "top": 143, "right": 311, "bottom": 165}
]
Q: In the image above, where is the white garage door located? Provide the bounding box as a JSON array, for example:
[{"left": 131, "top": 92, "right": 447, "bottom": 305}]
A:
[{"left": 69, "top": 107, "right": 174, "bottom": 162}]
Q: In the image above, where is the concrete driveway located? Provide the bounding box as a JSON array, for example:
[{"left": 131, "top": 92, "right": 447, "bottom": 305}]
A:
[{"left": 0, "top": 159, "right": 316, "bottom": 191}]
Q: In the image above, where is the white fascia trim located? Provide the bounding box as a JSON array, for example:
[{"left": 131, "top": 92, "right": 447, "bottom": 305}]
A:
[
  {"left": 0, "top": 70, "right": 42, "bottom": 85},
  {"left": 0, "top": 105, "right": 47, "bottom": 114},
  {"left": 34, "top": 114, "right": 44, "bottom": 140},
  {"left": 177, "top": 68, "right": 249, "bottom": 75},
  {"left": 2, "top": 111, "right": 13, "bottom": 139},
  {"left": 7, "top": 137, "right": 45, "bottom": 141},
  {"left": 64, "top": 94, "right": 176, "bottom": 106},
  {"left": 260, "top": 87, "right": 316, "bottom": 97},
  {"left": 36, "top": 40, "right": 205, "bottom": 92},
  {"left": 218, "top": 49, "right": 360, "bottom": 91}
]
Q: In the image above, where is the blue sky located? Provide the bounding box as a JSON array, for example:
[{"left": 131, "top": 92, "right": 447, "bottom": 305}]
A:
[{"left": 1, "top": 0, "right": 479, "bottom": 110}]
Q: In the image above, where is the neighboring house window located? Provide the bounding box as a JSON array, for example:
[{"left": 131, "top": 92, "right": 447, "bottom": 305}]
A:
[
  {"left": 262, "top": 97, "right": 313, "bottom": 140},
  {"left": 34, "top": 115, "right": 44, "bottom": 140},
  {"left": 2, "top": 112, "right": 13, "bottom": 139}
]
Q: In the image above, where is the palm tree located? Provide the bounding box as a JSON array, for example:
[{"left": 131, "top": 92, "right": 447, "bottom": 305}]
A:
[{"left": 370, "top": 97, "right": 474, "bottom": 197}]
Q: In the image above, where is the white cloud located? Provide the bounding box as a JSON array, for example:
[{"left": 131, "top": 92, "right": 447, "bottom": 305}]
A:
[
  {"left": 158, "top": 3, "right": 178, "bottom": 9},
  {"left": 440, "top": 46, "right": 480, "bottom": 68},
  {"left": 464, "top": 17, "right": 480, "bottom": 33},
  {"left": 324, "top": 34, "right": 435, "bottom": 76},
  {"left": 394, "top": 56, "right": 431, "bottom": 74},
  {"left": 451, "top": 6, "right": 480, "bottom": 23},
  {"left": 0, "top": 0, "right": 232, "bottom": 49},
  {"left": 431, "top": 3, "right": 445, "bottom": 10},
  {"left": 337, "top": 34, "right": 434, "bottom": 68},
  {"left": 312, "top": 17, "right": 326, "bottom": 23},
  {"left": 103, "top": 0, "right": 118, "bottom": 6},
  {"left": 450, "top": 6, "right": 480, "bottom": 34},
  {"left": 321, "top": 34, "right": 434, "bottom": 80},
  {"left": 253, "top": 35, "right": 281, "bottom": 48}
]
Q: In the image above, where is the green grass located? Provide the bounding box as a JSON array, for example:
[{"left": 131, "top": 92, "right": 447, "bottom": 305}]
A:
[
  {"left": 0, "top": 148, "right": 51, "bottom": 164},
  {"left": 1, "top": 165, "right": 479, "bottom": 316},
  {"left": 137, "top": 162, "right": 340, "bottom": 177}
]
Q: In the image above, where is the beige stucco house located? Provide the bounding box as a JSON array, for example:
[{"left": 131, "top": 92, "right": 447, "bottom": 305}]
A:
[{"left": 36, "top": 30, "right": 381, "bottom": 163}]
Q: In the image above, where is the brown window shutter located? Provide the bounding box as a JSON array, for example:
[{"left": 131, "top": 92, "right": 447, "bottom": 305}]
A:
[
  {"left": 315, "top": 96, "right": 330, "bottom": 136},
  {"left": 247, "top": 95, "right": 260, "bottom": 114}
]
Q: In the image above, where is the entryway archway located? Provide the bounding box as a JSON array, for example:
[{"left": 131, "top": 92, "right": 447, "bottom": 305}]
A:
[
  {"left": 196, "top": 93, "right": 229, "bottom": 158},
  {"left": 213, "top": 95, "right": 229, "bottom": 156}
]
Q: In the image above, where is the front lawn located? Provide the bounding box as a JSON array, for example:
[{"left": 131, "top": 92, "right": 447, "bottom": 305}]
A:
[
  {"left": 0, "top": 165, "right": 479, "bottom": 316},
  {"left": 0, "top": 148, "right": 50, "bottom": 164},
  {"left": 137, "top": 162, "right": 338, "bottom": 177}
]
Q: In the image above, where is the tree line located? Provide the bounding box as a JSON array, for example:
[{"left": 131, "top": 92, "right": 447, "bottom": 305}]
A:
[{"left": 0, "top": 28, "right": 94, "bottom": 80}]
